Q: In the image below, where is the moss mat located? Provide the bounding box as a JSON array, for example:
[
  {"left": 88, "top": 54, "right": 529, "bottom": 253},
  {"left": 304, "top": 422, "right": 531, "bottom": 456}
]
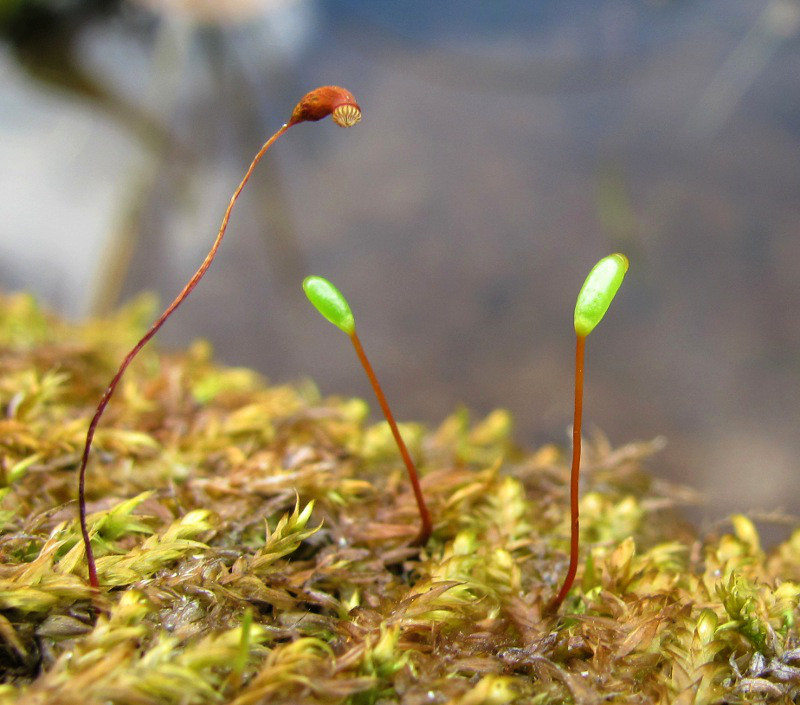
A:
[{"left": 1, "top": 292, "right": 799, "bottom": 704}]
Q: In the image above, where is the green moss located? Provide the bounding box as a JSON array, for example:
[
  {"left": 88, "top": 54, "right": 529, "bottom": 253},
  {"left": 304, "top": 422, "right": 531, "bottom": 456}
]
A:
[{"left": 0, "top": 292, "right": 798, "bottom": 704}]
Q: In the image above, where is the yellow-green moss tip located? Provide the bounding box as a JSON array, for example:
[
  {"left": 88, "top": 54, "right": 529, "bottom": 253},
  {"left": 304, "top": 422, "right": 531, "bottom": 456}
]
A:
[
  {"left": 303, "top": 276, "right": 356, "bottom": 335},
  {"left": 574, "top": 253, "right": 629, "bottom": 337}
]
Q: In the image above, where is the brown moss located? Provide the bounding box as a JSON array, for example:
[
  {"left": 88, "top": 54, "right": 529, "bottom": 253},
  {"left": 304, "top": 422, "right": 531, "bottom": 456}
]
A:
[{"left": 0, "top": 292, "right": 798, "bottom": 704}]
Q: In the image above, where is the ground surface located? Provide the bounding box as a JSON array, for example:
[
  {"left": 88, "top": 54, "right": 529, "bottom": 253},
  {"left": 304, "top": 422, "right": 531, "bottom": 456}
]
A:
[{"left": 0, "top": 292, "right": 799, "bottom": 704}]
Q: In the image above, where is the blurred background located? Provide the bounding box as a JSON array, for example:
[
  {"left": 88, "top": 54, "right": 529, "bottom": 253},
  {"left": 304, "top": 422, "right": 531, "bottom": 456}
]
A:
[{"left": 2, "top": 0, "right": 800, "bottom": 538}]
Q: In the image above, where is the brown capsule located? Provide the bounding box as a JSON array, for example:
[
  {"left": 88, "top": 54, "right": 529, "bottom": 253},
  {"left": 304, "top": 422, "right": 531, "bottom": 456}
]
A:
[{"left": 288, "top": 85, "right": 361, "bottom": 127}]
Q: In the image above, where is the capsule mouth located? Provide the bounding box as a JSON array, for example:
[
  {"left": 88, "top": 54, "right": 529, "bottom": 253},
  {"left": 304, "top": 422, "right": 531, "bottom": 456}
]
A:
[{"left": 332, "top": 104, "right": 362, "bottom": 128}]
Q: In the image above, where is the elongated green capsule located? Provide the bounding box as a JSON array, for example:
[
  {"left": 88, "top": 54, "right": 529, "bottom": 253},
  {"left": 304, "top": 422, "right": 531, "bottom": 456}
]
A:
[
  {"left": 303, "top": 276, "right": 356, "bottom": 335},
  {"left": 574, "top": 253, "right": 629, "bottom": 337}
]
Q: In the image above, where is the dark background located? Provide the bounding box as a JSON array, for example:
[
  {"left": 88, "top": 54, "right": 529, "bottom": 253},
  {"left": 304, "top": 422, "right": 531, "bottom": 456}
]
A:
[{"left": 2, "top": 0, "right": 800, "bottom": 538}]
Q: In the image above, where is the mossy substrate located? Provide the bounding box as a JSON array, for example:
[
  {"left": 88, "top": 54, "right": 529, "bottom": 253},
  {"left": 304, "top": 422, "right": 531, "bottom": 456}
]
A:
[{"left": 0, "top": 292, "right": 798, "bottom": 704}]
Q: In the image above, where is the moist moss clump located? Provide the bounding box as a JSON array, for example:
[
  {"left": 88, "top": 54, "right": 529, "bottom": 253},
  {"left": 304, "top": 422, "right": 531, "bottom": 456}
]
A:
[{"left": 0, "top": 292, "right": 798, "bottom": 704}]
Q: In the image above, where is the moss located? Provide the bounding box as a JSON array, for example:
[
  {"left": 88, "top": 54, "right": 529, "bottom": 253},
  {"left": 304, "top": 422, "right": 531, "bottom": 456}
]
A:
[{"left": 0, "top": 291, "right": 798, "bottom": 704}]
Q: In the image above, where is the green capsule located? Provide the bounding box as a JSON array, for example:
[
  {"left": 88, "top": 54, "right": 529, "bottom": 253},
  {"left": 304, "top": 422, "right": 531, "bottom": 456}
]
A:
[
  {"left": 303, "top": 276, "right": 356, "bottom": 335},
  {"left": 574, "top": 253, "right": 629, "bottom": 337}
]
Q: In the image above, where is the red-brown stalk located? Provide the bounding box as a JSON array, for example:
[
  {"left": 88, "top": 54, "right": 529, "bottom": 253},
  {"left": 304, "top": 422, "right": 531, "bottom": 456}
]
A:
[
  {"left": 349, "top": 331, "right": 433, "bottom": 546},
  {"left": 547, "top": 333, "right": 585, "bottom": 614},
  {"left": 78, "top": 86, "right": 361, "bottom": 589}
]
